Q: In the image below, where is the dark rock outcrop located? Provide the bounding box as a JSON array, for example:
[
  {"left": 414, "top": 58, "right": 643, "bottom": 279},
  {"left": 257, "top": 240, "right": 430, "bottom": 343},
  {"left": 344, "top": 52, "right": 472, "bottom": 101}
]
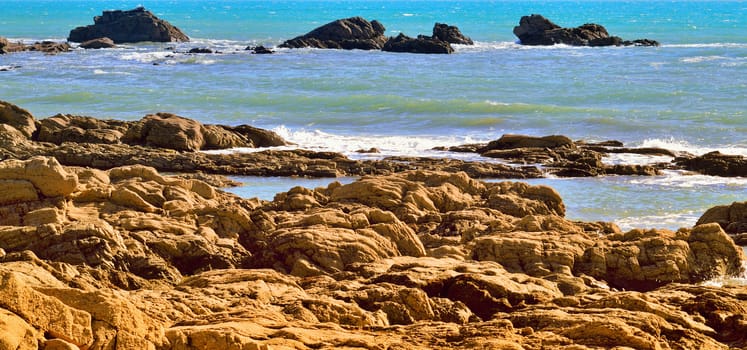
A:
[
  {"left": 382, "top": 33, "right": 454, "bottom": 54},
  {"left": 513, "top": 14, "right": 659, "bottom": 47},
  {"left": 68, "top": 7, "right": 189, "bottom": 44},
  {"left": 246, "top": 45, "right": 274, "bottom": 54},
  {"left": 675, "top": 151, "right": 747, "bottom": 177},
  {"left": 432, "top": 23, "right": 473, "bottom": 45},
  {"left": 279, "top": 17, "right": 387, "bottom": 50},
  {"left": 79, "top": 37, "right": 117, "bottom": 49}
]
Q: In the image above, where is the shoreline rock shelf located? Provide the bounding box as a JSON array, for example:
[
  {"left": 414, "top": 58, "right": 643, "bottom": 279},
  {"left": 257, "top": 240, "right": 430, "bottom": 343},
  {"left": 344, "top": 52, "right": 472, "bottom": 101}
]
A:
[{"left": 0, "top": 155, "right": 745, "bottom": 349}]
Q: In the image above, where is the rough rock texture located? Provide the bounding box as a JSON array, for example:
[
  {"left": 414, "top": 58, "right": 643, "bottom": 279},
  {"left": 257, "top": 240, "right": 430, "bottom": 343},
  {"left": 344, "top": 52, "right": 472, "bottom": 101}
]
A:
[
  {"left": 698, "top": 201, "right": 747, "bottom": 245},
  {"left": 0, "top": 101, "right": 37, "bottom": 138},
  {"left": 383, "top": 33, "right": 454, "bottom": 54},
  {"left": 79, "top": 37, "right": 117, "bottom": 49},
  {"left": 513, "top": 14, "right": 659, "bottom": 47},
  {"left": 432, "top": 23, "right": 474, "bottom": 45},
  {"left": 280, "top": 17, "right": 387, "bottom": 50},
  {"left": 0, "top": 37, "right": 70, "bottom": 54},
  {"left": 449, "top": 134, "right": 663, "bottom": 177},
  {"left": 68, "top": 7, "right": 189, "bottom": 44},
  {"left": 0, "top": 158, "right": 745, "bottom": 349},
  {"left": 675, "top": 151, "right": 747, "bottom": 177}
]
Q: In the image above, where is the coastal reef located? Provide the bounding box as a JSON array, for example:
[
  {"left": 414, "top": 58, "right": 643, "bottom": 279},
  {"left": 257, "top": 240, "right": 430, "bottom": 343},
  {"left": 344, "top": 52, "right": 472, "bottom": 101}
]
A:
[
  {"left": 68, "top": 7, "right": 189, "bottom": 44},
  {"left": 513, "top": 14, "right": 659, "bottom": 47},
  {"left": 1, "top": 101, "right": 747, "bottom": 349},
  {"left": 2, "top": 100, "right": 747, "bottom": 180},
  {"left": 0, "top": 155, "right": 745, "bottom": 349}
]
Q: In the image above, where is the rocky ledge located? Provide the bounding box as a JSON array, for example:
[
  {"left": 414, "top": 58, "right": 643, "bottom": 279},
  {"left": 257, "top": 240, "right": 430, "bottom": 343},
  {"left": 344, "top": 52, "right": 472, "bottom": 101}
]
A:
[
  {"left": 514, "top": 14, "right": 659, "bottom": 47},
  {"left": 68, "top": 7, "right": 189, "bottom": 44},
  {"left": 0, "top": 156, "right": 745, "bottom": 349}
]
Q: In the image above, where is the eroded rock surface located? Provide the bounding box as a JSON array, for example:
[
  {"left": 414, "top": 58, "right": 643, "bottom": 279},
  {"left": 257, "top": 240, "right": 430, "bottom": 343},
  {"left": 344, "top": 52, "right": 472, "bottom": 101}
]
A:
[
  {"left": 68, "top": 7, "right": 189, "bottom": 43},
  {"left": 280, "top": 17, "right": 387, "bottom": 50},
  {"left": 0, "top": 157, "right": 745, "bottom": 349},
  {"left": 514, "top": 14, "right": 659, "bottom": 47}
]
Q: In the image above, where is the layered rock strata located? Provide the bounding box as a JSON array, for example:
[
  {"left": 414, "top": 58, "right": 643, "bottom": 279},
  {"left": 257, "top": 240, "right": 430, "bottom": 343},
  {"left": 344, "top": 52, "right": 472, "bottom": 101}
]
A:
[{"left": 0, "top": 157, "right": 745, "bottom": 349}]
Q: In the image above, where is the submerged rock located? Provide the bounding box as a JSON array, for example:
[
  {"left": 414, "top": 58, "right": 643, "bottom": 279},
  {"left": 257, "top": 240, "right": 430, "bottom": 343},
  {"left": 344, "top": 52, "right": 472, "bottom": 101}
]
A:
[
  {"left": 675, "top": 151, "right": 747, "bottom": 177},
  {"left": 280, "top": 17, "right": 387, "bottom": 50},
  {"left": 513, "top": 14, "right": 659, "bottom": 47},
  {"left": 68, "top": 7, "right": 189, "bottom": 43}
]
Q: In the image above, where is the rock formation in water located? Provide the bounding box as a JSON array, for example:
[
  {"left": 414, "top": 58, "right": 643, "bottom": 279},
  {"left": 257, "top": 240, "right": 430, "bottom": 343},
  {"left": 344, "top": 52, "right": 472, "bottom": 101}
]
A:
[
  {"left": 698, "top": 201, "right": 747, "bottom": 245},
  {"left": 513, "top": 14, "right": 659, "bottom": 47},
  {"left": 0, "top": 155, "right": 745, "bottom": 349},
  {"left": 281, "top": 19, "right": 473, "bottom": 54},
  {"left": 79, "top": 37, "right": 117, "bottom": 49},
  {"left": 0, "top": 36, "right": 70, "bottom": 54},
  {"left": 280, "top": 17, "right": 387, "bottom": 50},
  {"left": 68, "top": 7, "right": 189, "bottom": 44}
]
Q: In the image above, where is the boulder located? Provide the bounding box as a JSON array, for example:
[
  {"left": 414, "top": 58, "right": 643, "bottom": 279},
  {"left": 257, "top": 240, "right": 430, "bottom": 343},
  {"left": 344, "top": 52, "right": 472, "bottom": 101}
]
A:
[
  {"left": 513, "top": 14, "right": 659, "bottom": 47},
  {"left": 27, "top": 41, "right": 71, "bottom": 54},
  {"left": 36, "top": 114, "right": 127, "bottom": 145},
  {"left": 68, "top": 7, "right": 189, "bottom": 44},
  {"left": 432, "top": 23, "right": 473, "bottom": 45},
  {"left": 0, "top": 100, "right": 36, "bottom": 138},
  {"left": 79, "top": 37, "right": 116, "bottom": 49},
  {"left": 247, "top": 45, "right": 274, "bottom": 54},
  {"left": 280, "top": 17, "right": 387, "bottom": 50},
  {"left": 697, "top": 201, "right": 747, "bottom": 237},
  {"left": 382, "top": 33, "right": 454, "bottom": 54},
  {"left": 0, "top": 157, "right": 78, "bottom": 198}
]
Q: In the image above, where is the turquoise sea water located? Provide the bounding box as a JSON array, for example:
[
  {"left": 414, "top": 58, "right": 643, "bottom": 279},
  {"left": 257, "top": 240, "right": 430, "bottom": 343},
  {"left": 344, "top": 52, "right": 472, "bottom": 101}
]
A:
[{"left": 1, "top": 0, "right": 746, "bottom": 230}]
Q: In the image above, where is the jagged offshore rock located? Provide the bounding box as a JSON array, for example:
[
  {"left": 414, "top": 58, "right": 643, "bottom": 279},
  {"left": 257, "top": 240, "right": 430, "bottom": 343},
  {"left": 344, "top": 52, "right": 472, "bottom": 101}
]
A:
[{"left": 68, "top": 7, "right": 189, "bottom": 43}]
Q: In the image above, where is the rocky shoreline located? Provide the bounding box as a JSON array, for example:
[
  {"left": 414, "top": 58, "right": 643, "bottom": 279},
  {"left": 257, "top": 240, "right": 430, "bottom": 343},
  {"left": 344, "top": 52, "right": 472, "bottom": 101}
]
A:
[{"left": 1, "top": 101, "right": 747, "bottom": 349}]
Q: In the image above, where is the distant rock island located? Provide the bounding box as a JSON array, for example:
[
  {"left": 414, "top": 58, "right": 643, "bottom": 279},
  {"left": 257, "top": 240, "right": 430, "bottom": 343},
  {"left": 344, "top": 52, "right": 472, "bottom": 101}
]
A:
[
  {"left": 68, "top": 7, "right": 189, "bottom": 44},
  {"left": 280, "top": 17, "right": 474, "bottom": 54},
  {"left": 514, "top": 14, "right": 659, "bottom": 47}
]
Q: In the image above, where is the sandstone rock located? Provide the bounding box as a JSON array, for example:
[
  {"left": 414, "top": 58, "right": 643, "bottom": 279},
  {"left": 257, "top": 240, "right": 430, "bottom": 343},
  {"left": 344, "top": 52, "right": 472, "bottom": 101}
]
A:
[
  {"left": 68, "top": 7, "right": 189, "bottom": 43},
  {"left": 432, "top": 23, "right": 473, "bottom": 45},
  {"left": 27, "top": 41, "right": 71, "bottom": 54},
  {"left": 0, "top": 157, "right": 78, "bottom": 197},
  {"left": 124, "top": 113, "right": 206, "bottom": 151},
  {"left": 697, "top": 201, "right": 747, "bottom": 234},
  {"left": 513, "top": 14, "right": 659, "bottom": 47},
  {"left": 382, "top": 33, "right": 454, "bottom": 54},
  {"left": 37, "top": 114, "right": 127, "bottom": 145},
  {"left": 0, "top": 100, "right": 36, "bottom": 138},
  {"left": 280, "top": 17, "right": 387, "bottom": 50},
  {"left": 0, "top": 308, "right": 38, "bottom": 350},
  {"left": 79, "top": 37, "right": 117, "bottom": 49}
]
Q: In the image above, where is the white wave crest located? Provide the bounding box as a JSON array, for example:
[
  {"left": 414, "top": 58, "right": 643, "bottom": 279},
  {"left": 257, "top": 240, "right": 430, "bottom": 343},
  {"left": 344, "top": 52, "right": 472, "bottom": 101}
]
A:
[{"left": 637, "top": 138, "right": 747, "bottom": 157}]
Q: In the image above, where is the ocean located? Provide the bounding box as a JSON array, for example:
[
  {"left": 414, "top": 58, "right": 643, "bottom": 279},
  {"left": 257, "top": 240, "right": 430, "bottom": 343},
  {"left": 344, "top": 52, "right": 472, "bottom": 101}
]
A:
[{"left": 1, "top": 0, "right": 746, "bottom": 231}]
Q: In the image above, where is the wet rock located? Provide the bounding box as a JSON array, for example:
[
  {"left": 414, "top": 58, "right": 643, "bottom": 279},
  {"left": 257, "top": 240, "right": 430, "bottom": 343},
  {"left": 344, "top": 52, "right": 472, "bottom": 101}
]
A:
[
  {"left": 246, "top": 45, "right": 274, "bottom": 54},
  {"left": 514, "top": 14, "right": 659, "bottom": 47},
  {"left": 79, "top": 37, "right": 117, "bottom": 49},
  {"left": 383, "top": 33, "right": 454, "bottom": 54},
  {"left": 187, "top": 47, "right": 213, "bottom": 54},
  {"left": 280, "top": 17, "right": 387, "bottom": 50},
  {"left": 68, "top": 7, "right": 189, "bottom": 43},
  {"left": 432, "top": 23, "right": 474, "bottom": 45},
  {"left": 675, "top": 151, "right": 747, "bottom": 177}
]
